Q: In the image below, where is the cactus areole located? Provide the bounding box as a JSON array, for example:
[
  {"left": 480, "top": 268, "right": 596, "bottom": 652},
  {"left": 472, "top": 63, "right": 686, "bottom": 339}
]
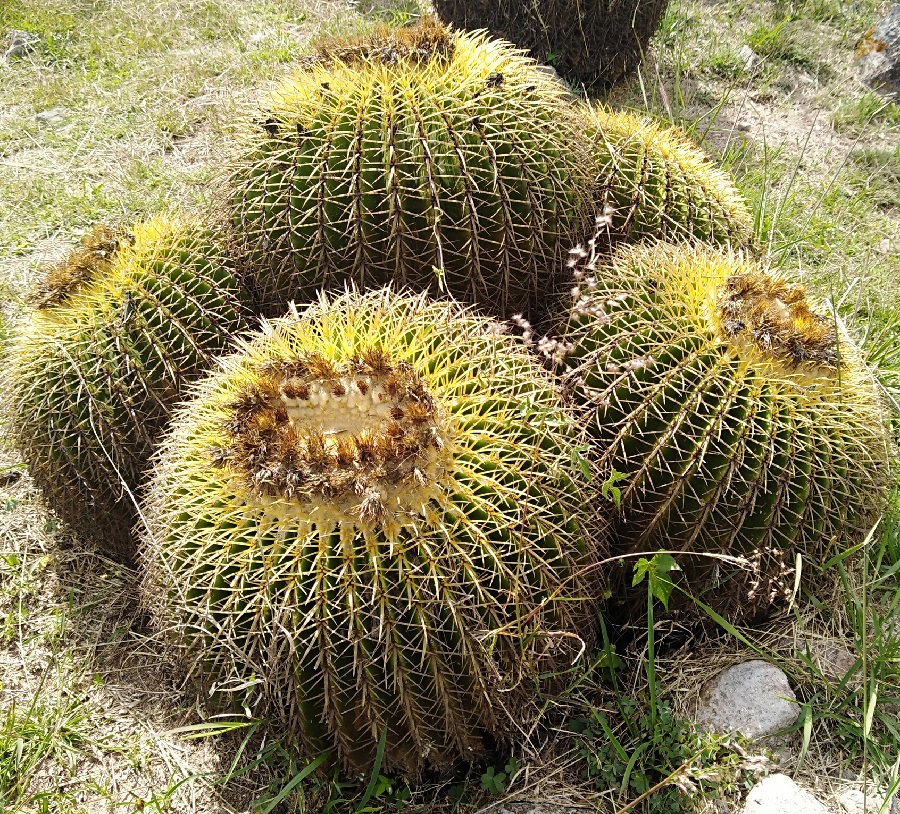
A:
[
  {"left": 562, "top": 240, "right": 890, "bottom": 621},
  {"left": 141, "top": 289, "right": 600, "bottom": 776}
]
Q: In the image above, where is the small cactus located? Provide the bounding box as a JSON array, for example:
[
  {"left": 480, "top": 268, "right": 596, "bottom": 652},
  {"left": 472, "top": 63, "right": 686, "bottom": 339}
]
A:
[
  {"left": 223, "top": 18, "right": 595, "bottom": 322},
  {"left": 560, "top": 238, "right": 891, "bottom": 621},
  {"left": 2, "top": 215, "right": 248, "bottom": 560},
  {"left": 140, "top": 288, "right": 601, "bottom": 776},
  {"left": 588, "top": 106, "right": 753, "bottom": 249}
]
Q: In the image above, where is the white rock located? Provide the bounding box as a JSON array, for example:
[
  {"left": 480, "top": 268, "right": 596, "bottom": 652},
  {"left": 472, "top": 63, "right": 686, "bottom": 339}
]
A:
[
  {"left": 743, "top": 774, "right": 828, "bottom": 814},
  {"left": 738, "top": 44, "right": 759, "bottom": 70},
  {"left": 35, "top": 107, "right": 67, "bottom": 126},
  {"left": 694, "top": 660, "right": 798, "bottom": 739},
  {"left": 839, "top": 787, "right": 898, "bottom": 814}
]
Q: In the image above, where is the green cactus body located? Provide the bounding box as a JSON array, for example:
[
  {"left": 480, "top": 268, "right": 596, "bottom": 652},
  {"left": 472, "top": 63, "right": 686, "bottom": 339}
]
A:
[
  {"left": 561, "top": 240, "right": 890, "bottom": 620},
  {"left": 140, "top": 288, "right": 600, "bottom": 776},
  {"left": 588, "top": 106, "right": 754, "bottom": 249},
  {"left": 430, "top": 0, "right": 670, "bottom": 88},
  {"left": 3, "top": 216, "right": 248, "bottom": 560},
  {"left": 224, "top": 19, "right": 595, "bottom": 322}
]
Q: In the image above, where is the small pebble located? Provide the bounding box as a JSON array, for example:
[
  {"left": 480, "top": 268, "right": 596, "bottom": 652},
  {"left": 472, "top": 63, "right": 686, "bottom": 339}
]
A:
[
  {"left": 35, "top": 107, "right": 67, "bottom": 126},
  {"left": 4, "top": 29, "right": 39, "bottom": 59}
]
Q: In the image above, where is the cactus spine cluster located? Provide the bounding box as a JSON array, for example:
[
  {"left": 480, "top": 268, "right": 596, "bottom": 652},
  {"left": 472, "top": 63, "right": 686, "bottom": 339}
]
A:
[
  {"left": 560, "top": 239, "right": 890, "bottom": 620},
  {"left": 3, "top": 216, "right": 248, "bottom": 560},
  {"left": 140, "top": 288, "right": 600, "bottom": 776},
  {"left": 588, "top": 106, "right": 754, "bottom": 249},
  {"left": 224, "top": 18, "right": 595, "bottom": 322}
]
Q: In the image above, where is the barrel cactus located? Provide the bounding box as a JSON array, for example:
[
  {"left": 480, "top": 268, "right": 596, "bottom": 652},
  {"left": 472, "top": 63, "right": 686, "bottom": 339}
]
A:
[
  {"left": 140, "top": 288, "right": 600, "bottom": 776},
  {"left": 431, "top": 0, "right": 670, "bottom": 88},
  {"left": 559, "top": 239, "right": 891, "bottom": 621},
  {"left": 223, "top": 18, "right": 595, "bottom": 322},
  {"left": 589, "top": 106, "right": 753, "bottom": 249},
  {"left": 2, "top": 215, "right": 248, "bottom": 560}
]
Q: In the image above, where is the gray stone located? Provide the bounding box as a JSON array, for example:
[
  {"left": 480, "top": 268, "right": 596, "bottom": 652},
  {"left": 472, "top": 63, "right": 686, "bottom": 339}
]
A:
[
  {"left": 5, "top": 30, "right": 37, "bottom": 59},
  {"left": 857, "top": 4, "right": 900, "bottom": 96},
  {"left": 4, "top": 29, "right": 39, "bottom": 59},
  {"left": 35, "top": 108, "right": 67, "bottom": 126},
  {"left": 839, "top": 787, "right": 899, "bottom": 814},
  {"left": 738, "top": 45, "right": 760, "bottom": 71},
  {"left": 743, "top": 774, "right": 828, "bottom": 814},
  {"left": 694, "top": 660, "right": 799, "bottom": 740}
]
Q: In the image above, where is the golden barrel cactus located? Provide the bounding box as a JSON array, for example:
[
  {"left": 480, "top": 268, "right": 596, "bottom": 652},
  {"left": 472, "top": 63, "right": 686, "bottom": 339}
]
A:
[
  {"left": 140, "top": 288, "right": 602, "bottom": 776},
  {"left": 223, "top": 19, "right": 595, "bottom": 322},
  {"left": 588, "top": 106, "right": 753, "bottom": 249},
  {"left": 560, "top": 239, "right": 891, "bottom": 620},
  {"left": 2, "top": 216, "right": 248, "bottom": 560}
]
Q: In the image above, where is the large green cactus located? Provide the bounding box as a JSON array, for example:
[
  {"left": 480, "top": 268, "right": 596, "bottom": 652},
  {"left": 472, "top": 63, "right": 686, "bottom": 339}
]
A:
[
  {"left": 559, "top": 239, "right": 890, "bottom": 621},
  {"left": 2, "top": 215, "right": 248, "bottom": 560},
  {"left": 431, "top": 0, "right": 670, "bottom": 88},
  {"left": 140, "top": 288, "right": 601, "bottom": 776},
  {"left": 588, "top": 106, "right": 754, "bottom": 249},
  {"left": 223, "top": 18, "right": 595, "bottom": 322}
]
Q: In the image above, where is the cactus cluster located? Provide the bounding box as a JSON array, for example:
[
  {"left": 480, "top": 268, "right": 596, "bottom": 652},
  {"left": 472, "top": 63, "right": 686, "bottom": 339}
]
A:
[
  {"left": 559, "top": 238, "right": 891, "bottom": 620},
  {"left": 140, "top": 289, "right": 600, "bottom": 775},
  {"left": 2, "top": 11, "right": 892, "bottom": 786},
  {"left": 223, "top": 20, "right": 595, "bottom": 322},
  {"left": 3, "top": 215, "right": 247, "bottom": 559}
]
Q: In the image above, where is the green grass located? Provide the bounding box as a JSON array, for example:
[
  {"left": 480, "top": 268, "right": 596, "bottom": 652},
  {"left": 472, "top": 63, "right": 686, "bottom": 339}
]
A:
[
  {"left": 1, "top": 696, "right": 91, "bottom": 808},
  {"left": 846, "top": 145, "right": 900, "bottom": 211},
  {"left": 746, "top": 17, "right": 831, "bottom": 76},
  {"left": 832, "top": 93, "right": 900, "bottom": 136},
  {"left": 790, "top": 512, "right": 900, "bottom": 790},
  {"left": 0, "top": 0, "right": 345, "bottom": 255}
]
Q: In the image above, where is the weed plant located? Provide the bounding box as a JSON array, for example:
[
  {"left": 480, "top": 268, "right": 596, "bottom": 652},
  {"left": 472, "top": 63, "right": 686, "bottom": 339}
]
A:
[{"left": 566, "top": 698, "right": 762, "bottom": 814}]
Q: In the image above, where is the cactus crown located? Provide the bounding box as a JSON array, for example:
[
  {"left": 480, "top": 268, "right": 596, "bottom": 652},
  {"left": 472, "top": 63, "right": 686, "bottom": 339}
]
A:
[
  {"left": 300, "top": 16, "right": 455, "bottom": 69},
  {"left": 30, "top": 224, "right": 133, "bottom": 309},
  {"left": 714, "top": 271, "right": 838, "bottom": 368},
  {"left": 216, "top": 345, "right": 448, "bottom": 532}
]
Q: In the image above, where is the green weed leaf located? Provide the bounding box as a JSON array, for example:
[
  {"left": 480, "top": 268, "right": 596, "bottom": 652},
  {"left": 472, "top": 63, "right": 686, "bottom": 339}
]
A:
[
  {"left": 601, "top": 469, "right": 627, "bottom": 509},
  {"left": 570, "top": 444, "right": 591, "bottom": 480},
  {"left": 633, "top": 552, "right": 680, "bottom": 609},
  {"left": 480, "top": 766, "right": 507, "bottom": 795}
]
